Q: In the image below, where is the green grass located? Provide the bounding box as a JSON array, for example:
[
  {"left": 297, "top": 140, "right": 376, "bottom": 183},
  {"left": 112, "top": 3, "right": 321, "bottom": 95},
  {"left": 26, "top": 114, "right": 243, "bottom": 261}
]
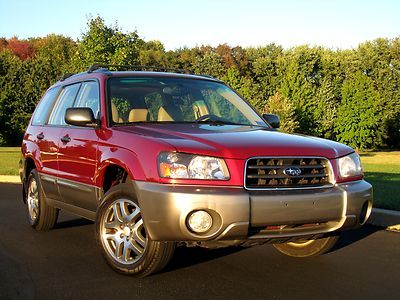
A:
[
  {"left": 0, "top": 147, "right": 21, "bottom": 176},
  {"left": 360, "top": 151, "right": 400, "bottom": 211},
  {"left": 1, "top": 147, "right": 399, "bottom": 210}
]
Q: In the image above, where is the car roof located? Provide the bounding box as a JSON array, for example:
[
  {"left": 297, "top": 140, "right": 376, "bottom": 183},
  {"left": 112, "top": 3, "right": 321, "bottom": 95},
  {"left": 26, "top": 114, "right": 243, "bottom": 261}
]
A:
[{"left": 51, "top": 65, "right": 221, "bottom": 89}]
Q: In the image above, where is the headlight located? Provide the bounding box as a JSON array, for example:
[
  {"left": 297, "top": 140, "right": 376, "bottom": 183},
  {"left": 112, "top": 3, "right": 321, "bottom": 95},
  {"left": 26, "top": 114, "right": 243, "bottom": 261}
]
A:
[
  {"left": 337, "top": 152, "right": 363, "bottom": 178},
  {"left": 158, "top": 152, "right": 230, "bottom": 180}
]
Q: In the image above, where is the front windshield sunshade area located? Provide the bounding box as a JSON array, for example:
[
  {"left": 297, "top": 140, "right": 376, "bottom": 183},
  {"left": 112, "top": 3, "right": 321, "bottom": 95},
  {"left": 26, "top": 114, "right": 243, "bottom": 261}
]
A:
[{"left": 107, "top": 77, "right": 267, "bottom": 126}]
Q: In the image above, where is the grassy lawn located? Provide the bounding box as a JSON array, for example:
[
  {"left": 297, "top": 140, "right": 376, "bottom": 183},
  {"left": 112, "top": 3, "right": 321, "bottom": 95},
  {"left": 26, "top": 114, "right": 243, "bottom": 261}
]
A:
[
  {"left": 0, "top": 147, "right": 21, "bottom": 176},
  {"left": 0, "top": 147, "right": 399, "bottom": 210},
  {"left": 360, "top": 151, "right": 400, "bottom": 211}
]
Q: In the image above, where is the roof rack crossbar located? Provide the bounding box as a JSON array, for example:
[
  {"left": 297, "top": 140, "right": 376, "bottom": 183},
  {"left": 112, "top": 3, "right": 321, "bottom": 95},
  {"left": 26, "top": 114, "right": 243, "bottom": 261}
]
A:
[{"left": 87, "top": 63, "right": 193, "bottom": 74}]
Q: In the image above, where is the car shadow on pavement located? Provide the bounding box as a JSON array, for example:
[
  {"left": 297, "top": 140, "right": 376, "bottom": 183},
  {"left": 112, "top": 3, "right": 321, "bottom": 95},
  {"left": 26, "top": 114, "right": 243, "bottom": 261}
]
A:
[
  {"left": 330, "top": 224, "right": 382, "bottom": 253},
  {"left": 54, "top": 218, "right": 94, "bottom": 229},
  {"left": 164, "top": 245, "right": 244, "bottom": 273},
  {"left": 164, "top": 225, "right": 383, "bottom": 273}
]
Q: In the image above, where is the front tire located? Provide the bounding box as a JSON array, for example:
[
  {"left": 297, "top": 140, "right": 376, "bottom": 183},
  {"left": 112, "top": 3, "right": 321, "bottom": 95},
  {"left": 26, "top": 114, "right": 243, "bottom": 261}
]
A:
[
  {"left": 25, "top": 169, "right": 58, "bottom": 230},
  {"left": 96, "top": 183, "right": 175, "bottom": 277},
  {"left": 273, "top": 235, "right": 339, "bottom": 258}
]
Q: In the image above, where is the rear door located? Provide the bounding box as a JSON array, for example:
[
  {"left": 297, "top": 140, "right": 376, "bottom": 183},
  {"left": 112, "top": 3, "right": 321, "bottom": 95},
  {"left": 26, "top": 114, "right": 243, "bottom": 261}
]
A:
[
  {"left": 28, "top": 87, "right": 61, "bottom": 200},
  {"left": 57, "top": 81, "right": 100, "bottom": 212}
]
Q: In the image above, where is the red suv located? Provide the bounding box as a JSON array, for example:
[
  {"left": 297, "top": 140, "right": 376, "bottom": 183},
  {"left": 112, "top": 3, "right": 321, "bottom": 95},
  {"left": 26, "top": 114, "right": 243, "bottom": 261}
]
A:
[{"left": 20, "top": 64, "right": 373, "bottom": 276}]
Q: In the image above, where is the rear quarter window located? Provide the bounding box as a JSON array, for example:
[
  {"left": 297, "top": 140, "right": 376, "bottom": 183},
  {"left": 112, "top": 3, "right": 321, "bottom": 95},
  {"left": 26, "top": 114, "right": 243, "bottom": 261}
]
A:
[{"left": 31, "top": 87, "right": 60, "bottom": 126}]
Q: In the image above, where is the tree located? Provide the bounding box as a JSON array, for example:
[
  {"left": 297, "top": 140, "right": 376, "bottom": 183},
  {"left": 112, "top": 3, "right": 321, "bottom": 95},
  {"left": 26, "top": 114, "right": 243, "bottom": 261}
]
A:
[
  {"left": 246, "top": 44, "right": 283, "bottom": 109},
  {"left": 278, "top": 46, "right": 324, "bottom": 135},
  {"left": 222, "top": 67, "right": 263, "bottom": 110},
  {"left": 264, "top": 92, "right": 299, "bottom": 133},
  {"left": 313, "top": 77, "right": 338, "bottom": 139},
  {"left": 0, "top": 38, "right": 8, "bottom": 51},
  {"left": 192, "top": 50, "right": 225, "bottom": 78},
  {"left": 0, "top": 18, "right": 399, "bottom": 149},
  {"left": 72, "top": 16, "right": 144, "bottom": 71},
  {"left": 138, "top": 40, "right": 167, "bottom": 67},
  {"left": 335, "top": 72, "right": 381, "bottom": 150},
  {"left": 5, "top": 37, "right": 35, "bottom": 60},
  {"left": 0, "top": 50, "right": 24, "bottom": 144}
]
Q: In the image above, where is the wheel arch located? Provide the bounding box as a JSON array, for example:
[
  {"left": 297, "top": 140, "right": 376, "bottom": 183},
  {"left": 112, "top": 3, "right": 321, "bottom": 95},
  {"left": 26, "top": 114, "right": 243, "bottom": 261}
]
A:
[
  {"left": 95, "top": 146, "right": 148, "bottom": 191},
  {"left": 21, "top": 154, "right": 38, "bottom": 203}
]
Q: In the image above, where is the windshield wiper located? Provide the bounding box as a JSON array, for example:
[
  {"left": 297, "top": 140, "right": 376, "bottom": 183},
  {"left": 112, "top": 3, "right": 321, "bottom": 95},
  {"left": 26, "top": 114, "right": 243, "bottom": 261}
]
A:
[{"left": 195, "top": 119, "right": 253, "bottom": 126}]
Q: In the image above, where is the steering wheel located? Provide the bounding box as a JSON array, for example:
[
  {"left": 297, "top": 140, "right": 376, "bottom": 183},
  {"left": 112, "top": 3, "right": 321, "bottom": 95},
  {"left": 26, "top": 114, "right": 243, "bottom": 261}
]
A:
[{"left": 195, "top": 114, "right": 225, "bottom": 123}]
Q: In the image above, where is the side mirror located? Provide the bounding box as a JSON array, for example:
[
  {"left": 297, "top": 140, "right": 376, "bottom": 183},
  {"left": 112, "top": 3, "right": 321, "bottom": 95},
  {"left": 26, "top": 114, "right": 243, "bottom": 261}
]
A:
[
  {"left": 262, "top": 113, "right": 280, "bottom": 129},
  {"left": 65, "top": 107, "right": 98, "bottom": 127}
]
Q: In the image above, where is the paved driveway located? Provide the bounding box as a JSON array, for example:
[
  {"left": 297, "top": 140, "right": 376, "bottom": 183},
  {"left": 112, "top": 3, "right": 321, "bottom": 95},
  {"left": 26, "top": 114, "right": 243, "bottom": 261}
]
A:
[{"left": 1, "top": 183, "right": 399, "bottom": 299}]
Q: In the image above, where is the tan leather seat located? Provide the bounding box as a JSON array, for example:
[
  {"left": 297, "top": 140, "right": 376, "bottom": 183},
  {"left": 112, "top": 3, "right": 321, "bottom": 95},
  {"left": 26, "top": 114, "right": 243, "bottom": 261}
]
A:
[
  {"left": 111, "top": 102, "right": 123, "bottom": 123},
  {"left": 158, "top": 106, "right": 174, "bottom": 121},
  {"left": 128, "top": 109, "right": 149, "bottom": 122}
]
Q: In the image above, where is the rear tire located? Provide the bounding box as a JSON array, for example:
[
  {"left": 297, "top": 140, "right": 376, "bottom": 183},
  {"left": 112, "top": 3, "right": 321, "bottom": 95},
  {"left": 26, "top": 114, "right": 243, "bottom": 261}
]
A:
[
  {"left": 273, "top": 235, "right": 339, "bottom": 258},
  {"left": 25, "top": 169, "right": 58, "bottom": 230},
  {"left": 96, "top": 183, "right": 175, "bottom": 277}
]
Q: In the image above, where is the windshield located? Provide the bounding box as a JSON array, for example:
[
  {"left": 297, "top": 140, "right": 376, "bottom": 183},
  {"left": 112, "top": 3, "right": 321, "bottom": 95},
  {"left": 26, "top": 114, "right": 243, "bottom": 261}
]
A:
[{"left": 107, "top": 76, "right": 267, "bottom": 127}]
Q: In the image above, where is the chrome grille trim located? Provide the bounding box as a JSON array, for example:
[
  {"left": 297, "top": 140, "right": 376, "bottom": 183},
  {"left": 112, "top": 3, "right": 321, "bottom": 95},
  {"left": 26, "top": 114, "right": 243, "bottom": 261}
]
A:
[{"left": 244, "top": 156, "right": 334, "bottom": 190}]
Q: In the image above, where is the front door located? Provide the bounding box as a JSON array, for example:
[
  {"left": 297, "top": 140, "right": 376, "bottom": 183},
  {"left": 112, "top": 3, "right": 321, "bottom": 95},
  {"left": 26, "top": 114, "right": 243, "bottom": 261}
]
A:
[{"left": 57, "top": 81, "right": 100, "bottom": 212}]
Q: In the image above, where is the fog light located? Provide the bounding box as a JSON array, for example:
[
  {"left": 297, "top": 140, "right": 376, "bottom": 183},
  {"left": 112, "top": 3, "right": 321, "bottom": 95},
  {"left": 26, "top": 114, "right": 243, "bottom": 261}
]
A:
[{"left": 187, "top": 210, "right": 213, "bottom": 233}]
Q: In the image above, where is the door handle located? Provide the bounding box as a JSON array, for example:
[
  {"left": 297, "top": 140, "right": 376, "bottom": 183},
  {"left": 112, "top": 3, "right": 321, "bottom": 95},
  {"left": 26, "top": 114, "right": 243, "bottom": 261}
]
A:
[
  {"left": 61, "top": 135, "right": 71, "bottom": 143},
  {"left": 37, "top": 133, "right": 44, "bottom": 140}
]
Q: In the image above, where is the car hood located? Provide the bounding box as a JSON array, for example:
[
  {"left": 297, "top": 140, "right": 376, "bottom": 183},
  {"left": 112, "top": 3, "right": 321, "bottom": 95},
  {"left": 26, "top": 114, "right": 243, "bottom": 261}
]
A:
[{"left": 116, "top": 124, "right": 353, "bottom": 160}]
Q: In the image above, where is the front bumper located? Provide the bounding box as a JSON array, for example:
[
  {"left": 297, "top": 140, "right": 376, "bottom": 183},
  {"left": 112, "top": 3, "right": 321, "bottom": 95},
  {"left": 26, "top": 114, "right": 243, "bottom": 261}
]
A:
[{"left": 133, "top": 180, "right": 373, "bottom": 242}]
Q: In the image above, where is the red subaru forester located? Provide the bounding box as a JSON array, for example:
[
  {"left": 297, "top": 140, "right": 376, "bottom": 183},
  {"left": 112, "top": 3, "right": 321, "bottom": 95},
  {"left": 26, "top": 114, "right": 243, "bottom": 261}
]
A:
[{"left": 20, "top": 64, "right": 373, "bottom": 276}]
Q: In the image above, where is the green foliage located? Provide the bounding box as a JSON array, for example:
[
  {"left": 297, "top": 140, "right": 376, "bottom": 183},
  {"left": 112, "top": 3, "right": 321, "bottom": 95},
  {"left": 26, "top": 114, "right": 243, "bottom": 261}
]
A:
[
  {"left": 193, "top": 50, "right": 225, "bottom": 78},
  {"left": 264, "top": 92, "right": 299, "bottom": 133},
  {"left": 313, "top": 77, "right": 338, "bottom": 139},
  {"left": 278, "top": 46, "right": 324, "bottom": 135},
  {"left": 0, "top": 16, "right": 399, "bottom": 149},
  {"left": 335, "top": 72, "right": 381, "bottom": 150},
  {"left": 72, "top": 16, "right": 143, "bottom": 71},
  {"left": 0, "top": 50, "right": 24, "bottom": 144},
  {"left": 111, "top": 97, "right": 130, "bottom": 120},
  {"left": 0, "top": 34, "right": 77, "bottom": 144},
  {"left": 138, "top": 40, "right": 167, "bottom": 67},
  {"left": 247, "top": 44, "right": 283, "bottom": 102}
]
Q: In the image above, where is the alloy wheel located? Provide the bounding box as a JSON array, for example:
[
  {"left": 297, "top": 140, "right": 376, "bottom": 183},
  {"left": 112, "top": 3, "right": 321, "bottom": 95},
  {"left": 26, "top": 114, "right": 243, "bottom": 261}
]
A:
[
  {"left": 100, "top": 199, "right": 147, "bottom": 265},
  {"left": 27, "top": 176, "right": 39, "bottom": 222}
]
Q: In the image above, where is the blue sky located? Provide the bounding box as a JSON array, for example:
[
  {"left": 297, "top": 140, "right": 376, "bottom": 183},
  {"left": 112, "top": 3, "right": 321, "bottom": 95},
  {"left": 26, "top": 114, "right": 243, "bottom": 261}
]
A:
[{"left": 0, "top": 0, "right": 399, "bottom": 50}]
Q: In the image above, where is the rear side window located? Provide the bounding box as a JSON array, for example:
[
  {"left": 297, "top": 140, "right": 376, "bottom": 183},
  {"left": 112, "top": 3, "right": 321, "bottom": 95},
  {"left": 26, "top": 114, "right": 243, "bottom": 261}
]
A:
[
  {"left": 48, "top": 83, "right": 81, "bottom": 126},
  {"left": 31, "top": 87, "right": 60, "bottom": 125}
]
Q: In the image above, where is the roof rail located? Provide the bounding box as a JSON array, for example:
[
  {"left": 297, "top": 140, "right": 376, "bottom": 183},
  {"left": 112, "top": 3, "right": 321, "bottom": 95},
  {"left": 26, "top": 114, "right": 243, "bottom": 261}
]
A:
[
  {"left": 58, "top": 73, "right": 75, "bottom": 81},
  {"left": 87, "top": 63, "right": 193, "bottom": 74}
]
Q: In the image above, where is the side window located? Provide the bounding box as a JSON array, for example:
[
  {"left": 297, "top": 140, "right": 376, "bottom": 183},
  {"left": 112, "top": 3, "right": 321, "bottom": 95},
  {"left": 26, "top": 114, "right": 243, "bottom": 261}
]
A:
[
  {"left": 31, "top": 87, "right": 60, "bottom": 125},
  {"left": 74, "top": 81, "right": 100, "bottom": 118},
  {"left": 48, "top": 83, "right": 81, "bottom": 126}
]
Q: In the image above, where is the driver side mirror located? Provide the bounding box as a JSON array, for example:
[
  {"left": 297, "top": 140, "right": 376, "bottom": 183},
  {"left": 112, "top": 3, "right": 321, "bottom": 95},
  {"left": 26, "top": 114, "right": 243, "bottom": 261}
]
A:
[
  {"left": 262, "top": 113, "right": 280, "bottom": 129},
  {"left": 65, "top": 107, "right": 98, "bottom": 127}
]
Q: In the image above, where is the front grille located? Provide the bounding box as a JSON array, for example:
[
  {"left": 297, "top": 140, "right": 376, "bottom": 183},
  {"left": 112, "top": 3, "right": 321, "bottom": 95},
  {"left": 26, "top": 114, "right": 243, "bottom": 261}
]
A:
[{"left": 245, "top": 157, "right": 332, "bottom": 189}]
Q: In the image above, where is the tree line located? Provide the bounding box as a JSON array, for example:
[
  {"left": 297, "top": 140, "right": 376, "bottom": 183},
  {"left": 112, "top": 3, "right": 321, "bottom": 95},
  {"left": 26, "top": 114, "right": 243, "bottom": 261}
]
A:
[{"left": 1, "top": 16, "right": 399, "bottom": 149}]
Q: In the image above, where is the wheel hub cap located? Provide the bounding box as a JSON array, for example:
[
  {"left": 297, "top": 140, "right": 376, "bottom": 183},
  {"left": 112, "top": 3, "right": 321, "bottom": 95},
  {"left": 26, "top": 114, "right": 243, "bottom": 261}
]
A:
[
  {"left": 100, "top": 199, "right": 148, "bottom": 265},
  {"left": 27, "top": 177, "right": 39, "bottom": 222},
  {"left": 123, "top": 226, "right": 131, "bottom": 236}
]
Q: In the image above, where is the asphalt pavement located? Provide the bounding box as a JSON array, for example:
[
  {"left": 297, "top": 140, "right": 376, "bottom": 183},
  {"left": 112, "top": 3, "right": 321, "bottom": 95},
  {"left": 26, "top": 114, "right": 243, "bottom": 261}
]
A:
[{"left": 1, "top": 182, "right": 399, "bottom": 300}]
